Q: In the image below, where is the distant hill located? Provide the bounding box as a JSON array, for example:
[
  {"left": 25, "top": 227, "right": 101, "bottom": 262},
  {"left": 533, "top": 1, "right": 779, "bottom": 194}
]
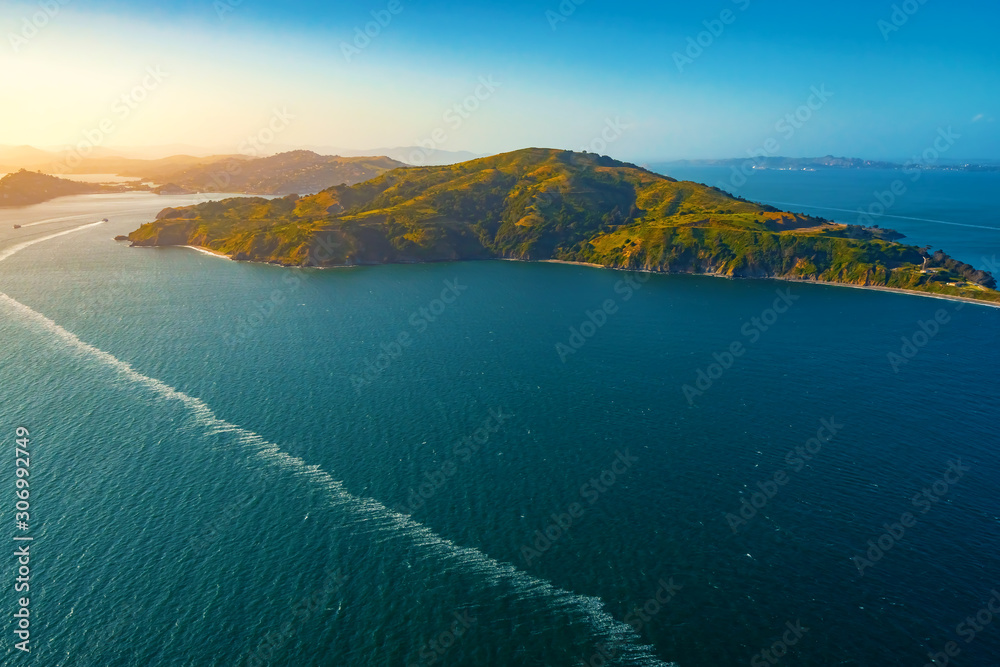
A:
[
  {"left": 0, "top": 149, "right": 405, "bottom": 199},
  {"left": 0, "top": 149, "right": 228, "bottom": 178},
  {"left": 0, "top": 145, "right": 55, "bottom": 171},
  {"left": 0, "top": 145, "right": 156, "bottom": 174},
  {"left": 656, "top": 155, "right": 1000, "bottom": 172},
  {"left": 343, "top": 147, "right": 481, "bottom": 166},
  {"left": 127, "top": 148, "right": 999, "bottom": 304},
  {"left": 0, "top": 145, "right": 453, "bottom": 178},
  {"left": 0, "top": 170, "right": 142, "bottom": 207},
  {"left": 145, "top": 151, "right": 405, "bottom": 195},
  {"left": 297, "top": 146, "right": 481, "bottom": 166},
  {"left": 67, "top": 154, "right": 239, "bottom": 180}
]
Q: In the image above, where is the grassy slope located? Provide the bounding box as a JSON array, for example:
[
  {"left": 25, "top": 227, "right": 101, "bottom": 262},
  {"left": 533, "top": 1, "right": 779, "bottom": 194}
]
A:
[{"left": 127, "top": 148, "right": 1000, "bottom": 304}]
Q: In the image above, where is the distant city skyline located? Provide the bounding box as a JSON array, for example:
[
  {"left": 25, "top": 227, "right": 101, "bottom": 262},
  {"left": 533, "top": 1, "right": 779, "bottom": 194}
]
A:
[{"left": 2, "top": 0, "right": 997, "bottom": 162}]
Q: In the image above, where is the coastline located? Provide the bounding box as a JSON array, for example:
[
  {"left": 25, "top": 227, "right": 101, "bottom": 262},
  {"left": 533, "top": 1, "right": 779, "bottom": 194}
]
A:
[
  {"left": 182, "top": 245, "right": 232, "bottom": 260},
  {"left": 505, "top": 258, "right": 1000, "bottom": 310},
  {"left": 770, "top": 277, "right": 1000, "bottom": 310},
  {"left": 536, "top": 258, "right": 607, "bottom": 269},
  {"left": 152, "top": 246, "right": 1000, "bottom": 310}
]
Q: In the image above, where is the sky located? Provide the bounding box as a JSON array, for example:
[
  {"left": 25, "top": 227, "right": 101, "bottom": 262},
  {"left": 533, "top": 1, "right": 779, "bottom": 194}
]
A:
[{"left": 0, "top": 0, "right": 997, "bottom": 162}]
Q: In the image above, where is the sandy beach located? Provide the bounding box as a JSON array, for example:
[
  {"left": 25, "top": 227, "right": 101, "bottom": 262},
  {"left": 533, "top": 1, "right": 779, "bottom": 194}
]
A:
[{"left": 182, "top": 245, "right": 232, "bottom": 260}]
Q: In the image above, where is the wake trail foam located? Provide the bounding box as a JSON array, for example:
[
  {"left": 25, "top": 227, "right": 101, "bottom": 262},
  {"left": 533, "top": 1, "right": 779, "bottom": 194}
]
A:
[
  {"left": 20, "top": 208, "right": 153, "bottom": 228},
  {"left": 0, "top": 293, "right": 672, "bottom": 666},
  {"left": 0, "top": 220, "right": 106, "bottom": 263},
  {"left": 0, "top": 223, "right": 675, "bottom": 666},
  {"left": 20, "top": 214, "right": 94, "bottom": 228},
  {"left": 13, "top": 204, "right": 162, "bottom": 231}
]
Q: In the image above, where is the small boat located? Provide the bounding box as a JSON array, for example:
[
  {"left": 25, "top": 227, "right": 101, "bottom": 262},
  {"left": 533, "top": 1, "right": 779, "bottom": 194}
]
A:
[
  {"left": 12, "top": 224, "right": 20, "bottom": 229},
  {"left": 102, "top": 218, "right": 109, "bottom": 222}
]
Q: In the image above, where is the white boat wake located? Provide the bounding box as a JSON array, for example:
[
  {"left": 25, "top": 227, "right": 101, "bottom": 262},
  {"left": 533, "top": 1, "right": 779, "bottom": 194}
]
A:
[{"left": 0, "top": 221, "right": 677, "bottom": 666}]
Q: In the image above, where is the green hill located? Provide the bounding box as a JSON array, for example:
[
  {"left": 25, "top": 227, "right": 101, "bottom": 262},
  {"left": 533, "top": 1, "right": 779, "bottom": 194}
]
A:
[{"left": 127, "top": 148, "right": 1000, "bottom": 304}]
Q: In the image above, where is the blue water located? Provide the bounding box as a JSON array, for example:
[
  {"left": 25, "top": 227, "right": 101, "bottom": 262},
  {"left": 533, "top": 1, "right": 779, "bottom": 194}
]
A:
[
  {"left": 650, "top": 165, "right": 1000, "bottom": 271},
  {"left": 0, "top": 187, "right": 998, "bottom": 666}
]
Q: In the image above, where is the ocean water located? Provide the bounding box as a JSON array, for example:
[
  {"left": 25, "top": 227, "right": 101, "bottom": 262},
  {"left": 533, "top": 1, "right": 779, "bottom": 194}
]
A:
[
  {"left": 0, "top": 187, "right": 998, "bottom": 666},
  {"left": 650, "top": 165, "right": 1000, "bottom": 270}
]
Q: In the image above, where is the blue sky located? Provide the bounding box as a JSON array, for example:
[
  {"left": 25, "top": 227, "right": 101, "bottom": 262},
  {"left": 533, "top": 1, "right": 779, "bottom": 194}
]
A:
[{"left": 2, "top": 0, "right": 997, "bottom": 160}]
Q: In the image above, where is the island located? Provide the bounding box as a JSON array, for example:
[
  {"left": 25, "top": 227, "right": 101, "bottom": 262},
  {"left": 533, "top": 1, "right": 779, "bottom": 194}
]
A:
[
  {"left": 126, "top": 148, "right": 1000, "bottom": 304},
  {"left": 0, "top": 169, "right": 147, "bottom": 207}
]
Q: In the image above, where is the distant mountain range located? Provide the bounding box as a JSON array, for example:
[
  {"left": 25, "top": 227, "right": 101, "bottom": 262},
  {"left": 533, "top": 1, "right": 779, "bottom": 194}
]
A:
[
  {"left": 302, "top": 146, "right": 482, "bottom": 166},
  {"left": 7, "top": 145, "right": 997, "bottom": 177},
  {"left": 654, "top": 155, "right": 1000, "bottom": 172},
  {"left": 0, "top": 144, "right": 477, "bottom": 173},
  {"left": 0, "top": 151, "right": 406, "bottom": 205},
  {"left": 141, "top": 151, "right": 404, "bottom": 196}
]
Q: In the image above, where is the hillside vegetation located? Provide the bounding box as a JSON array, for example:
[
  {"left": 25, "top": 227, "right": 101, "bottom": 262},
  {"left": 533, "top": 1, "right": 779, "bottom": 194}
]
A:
[{"left": 127, "top": 148, "right": 1000, "bottom": 303}]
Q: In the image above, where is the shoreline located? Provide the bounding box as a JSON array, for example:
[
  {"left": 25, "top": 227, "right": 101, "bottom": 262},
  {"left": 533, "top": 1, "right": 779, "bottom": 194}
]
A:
[
  {"left": 503, "top": 258, "right": 1000, "bottom": 310},
  {"left": 536, "top": 258, "right": 607, "bottom": 269},
  {"left": 157, "top": 246, "right": 1000, "bottom": 310},
  {"left": 770, "top": 277, "right": 1000, "bottom": 309},
  {"left": 182, "top": 245, "right": 232, "bottom": 260}
]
